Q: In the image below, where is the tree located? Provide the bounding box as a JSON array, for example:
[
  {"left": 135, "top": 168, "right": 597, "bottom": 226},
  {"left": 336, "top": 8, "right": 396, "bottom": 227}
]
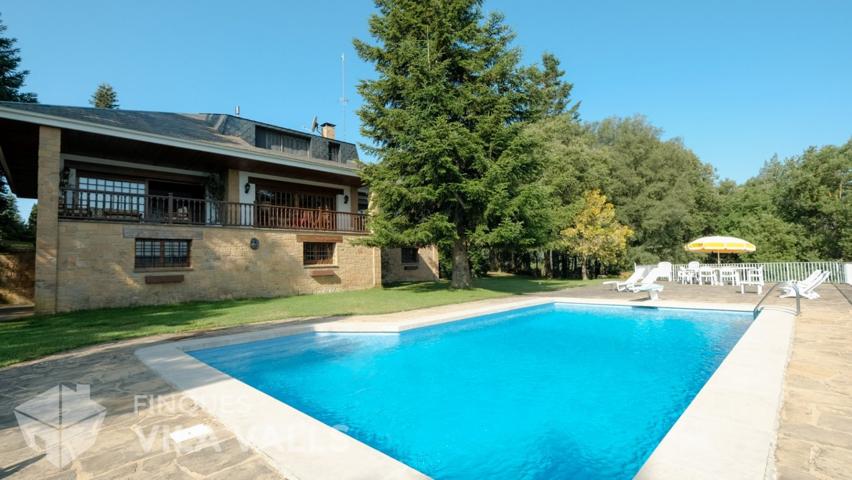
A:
[
  {"left": 719, "top": 142, "right": 852, "bottom": 261},
  {"left": 523, "top": 53, "right": 579, "bottom": 121},
  {"left": 355, "top": 0, "right": 572, "bottom": 288},
  {"left": 587, "top": 117, "right": 720, "bottom": 264},
  {"left": 561, "top": 190, "right": 633, "bottom": 280},
  {"left": 0, "top": 14, "right": 37, "bottom": 102},
  {"left": 90, "top": 82, "right": 119, "bottom": 109},
  {"left": 533, "top": 115, "right": 719, "bottom": 267},
  {"left": 716, "top": 160, "right": 810, "bottom": 261},
  {"left": 0, "top": 180, "right": 24, "bottom": 243},
  {"left": 24, "top": 203, "right": 37, "bottom": 241},
  {"left": 775, "top": 140, "right": 851, "bottom": 260}
]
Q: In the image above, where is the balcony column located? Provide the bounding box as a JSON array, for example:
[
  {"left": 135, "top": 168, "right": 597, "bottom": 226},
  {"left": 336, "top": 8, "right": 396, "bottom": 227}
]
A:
[
  {"left": 226, "top": 169, "right": 240, "bottom": 203},
  {"left": 225, "top": 169, "right": 241, "bottom": 225},
  {"left": 349, "top": 186, "right": 359, "bottom": 214},
  {"left": 34, "top": 126, "right": 61, "bottom": 314}
]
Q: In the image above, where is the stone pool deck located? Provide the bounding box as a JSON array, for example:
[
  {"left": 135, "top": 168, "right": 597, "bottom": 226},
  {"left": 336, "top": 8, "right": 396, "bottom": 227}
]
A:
[{"left": 0, "top": 282, "right": 849, "bottom": 480}]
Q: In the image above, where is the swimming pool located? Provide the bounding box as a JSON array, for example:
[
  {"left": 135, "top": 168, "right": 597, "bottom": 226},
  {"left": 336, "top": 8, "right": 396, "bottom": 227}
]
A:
[{"left": 190, "top": 303, "right": 753, "bottom": 479}]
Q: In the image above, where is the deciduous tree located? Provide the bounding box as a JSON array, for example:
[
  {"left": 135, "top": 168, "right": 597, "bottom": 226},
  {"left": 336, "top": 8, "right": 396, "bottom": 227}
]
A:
[{"left": 561, "top": 190, "right": 633, "bottom": 280}]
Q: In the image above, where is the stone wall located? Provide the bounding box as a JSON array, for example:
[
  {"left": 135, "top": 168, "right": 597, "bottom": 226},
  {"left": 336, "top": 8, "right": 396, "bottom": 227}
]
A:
[
  {"left": 0, "top": 252, "right": 35, "bottom": 304},
  {"left": 381, "top": 246, "right": 440, "bottom": 284},
  {"left": 54, "top": 221, "right": 381, "bottom": 312}
]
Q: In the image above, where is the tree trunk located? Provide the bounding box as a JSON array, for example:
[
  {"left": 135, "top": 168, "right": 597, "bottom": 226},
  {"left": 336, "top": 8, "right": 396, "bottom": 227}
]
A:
[
  {"left": 580, "top": 257, "right": 589, "bottom": 280},
  {"left": 545, "top": 249, "right": 553, "bottom": 279},
  {"left": 451, "top": 237, "right": 472, "bottom": 289}
]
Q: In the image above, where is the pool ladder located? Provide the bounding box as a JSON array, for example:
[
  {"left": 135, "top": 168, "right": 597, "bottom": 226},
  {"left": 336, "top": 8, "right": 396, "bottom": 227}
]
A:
[{"left": 753, "top": 283, "right": 800, "bottom": 319}]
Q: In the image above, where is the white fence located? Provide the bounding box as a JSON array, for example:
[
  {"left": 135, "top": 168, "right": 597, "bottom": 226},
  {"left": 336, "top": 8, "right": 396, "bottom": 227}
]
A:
[{"left": 638, "top": 261, "right": 850, "bottom": 284}]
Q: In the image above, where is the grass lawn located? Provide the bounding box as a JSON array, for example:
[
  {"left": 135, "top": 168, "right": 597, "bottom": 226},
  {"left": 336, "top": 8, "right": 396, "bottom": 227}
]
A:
[
  {"left": 0, "top": 275, "right": 601, "bottom": 368},
  {"left": 0, "top": 240, "right": 35, "bottom": 253}
]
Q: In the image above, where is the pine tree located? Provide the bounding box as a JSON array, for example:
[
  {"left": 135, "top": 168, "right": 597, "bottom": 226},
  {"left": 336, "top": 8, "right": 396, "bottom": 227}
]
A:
[
  {"left": 355, "top": 0, "right": 572, "bottom": 288},
  {"left": 24, "top": 204, "right": 37, "bottom": 242},
  {"left": 90, "top": 82, "right": 119, "bottom": 109},
  {"left": 0, "top": 181, "right": 24, "bottom": 243},
  {"left": 524, "top": 53, "right": 579, "bottom": 120},
  {"left": 0, "top": 14, "right": 37, "bottom": 103}
]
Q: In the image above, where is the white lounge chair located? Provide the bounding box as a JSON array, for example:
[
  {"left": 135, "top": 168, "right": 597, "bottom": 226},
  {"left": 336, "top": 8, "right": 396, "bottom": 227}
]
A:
[
  {"left": 627, "top": 267, "right": 660, "bottom": 292},
  {"left": 778, "top": 270, "right": 822, "bottom": 298},
  {"left": 657, "top": 262, "right": 673, "bottom": 282},
  {"left": 635, "top": 283, "right": 664, "bottom": 300},
  {"left": 781, "top": 271, "right": 830, "bottom": 300},
  {"left": 784, "top": 270, "right": 822, "bottom": 290},
  {"left": 627, "top": 267, "right": 664, "bottom": 299},
  {"left": 603, "top": 267, "right": 647, "bottom": 291}
]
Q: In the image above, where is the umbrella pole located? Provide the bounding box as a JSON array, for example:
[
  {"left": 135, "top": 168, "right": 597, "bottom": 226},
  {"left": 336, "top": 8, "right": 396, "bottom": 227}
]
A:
[{"left": 717, "top": 251, "right": 721, "bottom": 264}]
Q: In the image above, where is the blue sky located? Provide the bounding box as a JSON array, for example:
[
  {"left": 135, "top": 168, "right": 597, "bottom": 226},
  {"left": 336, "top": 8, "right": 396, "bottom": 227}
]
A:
[{"left": 3, "top": 0, "right": 851, "bottom": 219}]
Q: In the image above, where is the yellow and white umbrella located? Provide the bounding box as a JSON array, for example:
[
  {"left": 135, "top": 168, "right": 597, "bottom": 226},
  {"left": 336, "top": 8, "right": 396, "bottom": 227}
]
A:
[{"left": 685, "top": 235, "right": 756, "bottom": 263}]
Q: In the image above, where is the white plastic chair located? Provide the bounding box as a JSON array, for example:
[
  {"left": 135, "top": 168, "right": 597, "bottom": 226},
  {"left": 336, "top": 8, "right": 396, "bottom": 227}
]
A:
[
  {"left": 657, "top": 262, "right": 673, "bottom": 282},
  {"left": 719, "top": 267, "right": 738, "bottom": 286},
  {"left": 678, "top": 261, "right": 700, "bottom": 284},
  {"left": 739, "top": 267, "right": 764, "bottom": 294},
  {"left": 698, "top": 266, "right": 717, "bottom": 285}
]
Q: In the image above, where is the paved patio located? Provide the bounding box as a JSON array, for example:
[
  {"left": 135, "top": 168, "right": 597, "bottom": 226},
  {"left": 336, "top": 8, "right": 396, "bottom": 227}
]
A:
[{"left": 0, "top": 282, "right": 849, "bottom": 479}]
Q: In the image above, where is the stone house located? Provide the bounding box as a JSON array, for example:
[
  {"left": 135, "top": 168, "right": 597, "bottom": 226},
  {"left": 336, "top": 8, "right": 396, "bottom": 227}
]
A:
[{"left": 0, "top": 102, "right": 438, "bottom": 313}]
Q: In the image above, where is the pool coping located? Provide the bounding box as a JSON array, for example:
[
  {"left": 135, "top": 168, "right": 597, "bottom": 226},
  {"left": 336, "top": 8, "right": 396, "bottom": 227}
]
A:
[{"left": 135, "top": 297, "right": 795, "bottom": 480}]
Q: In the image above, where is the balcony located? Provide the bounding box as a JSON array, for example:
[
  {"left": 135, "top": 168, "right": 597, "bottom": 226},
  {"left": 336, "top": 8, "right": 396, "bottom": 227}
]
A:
[{"left": 58, "top": 188, "right": 368, "bottom": 234}]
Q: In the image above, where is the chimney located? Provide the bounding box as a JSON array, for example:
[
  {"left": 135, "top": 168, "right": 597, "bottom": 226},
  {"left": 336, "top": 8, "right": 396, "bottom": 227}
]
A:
[{"left": 320, "top": 122, "right": 336, "bottom": 139}]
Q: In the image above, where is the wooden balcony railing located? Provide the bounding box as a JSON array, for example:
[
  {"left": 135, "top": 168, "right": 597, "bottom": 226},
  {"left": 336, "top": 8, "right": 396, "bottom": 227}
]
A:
[{"left": 58, "top": 188, "right": 368, "bottom": 234}]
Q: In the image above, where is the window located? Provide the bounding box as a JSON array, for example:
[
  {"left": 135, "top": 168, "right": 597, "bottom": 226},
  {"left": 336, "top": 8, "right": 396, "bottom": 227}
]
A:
[
  {"left": 326, "top": 142, "right": 340, "bottom": 162},
  {"left": 401, "top": 247, "right": 419, "bottom": 264},
  {"left": 357, "top": 191, "right": 369, "bottom": 213},
  {"left": 135, "top": 239, "right": 191, "bottom": 269},
  {"left": 255, "top": 127, "right": 309, "bottom": 156},
  {"left": 77, "top": 176, "right": 146, "bottom": 214},
  {"left": 303, "top": 242, "right": 335, "bottom": 265}
]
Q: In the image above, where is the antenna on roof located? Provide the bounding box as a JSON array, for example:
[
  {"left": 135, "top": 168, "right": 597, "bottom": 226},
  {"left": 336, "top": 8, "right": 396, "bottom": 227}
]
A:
[
  {"left": 340, "top": 53, "right": 349, "bottom": 140},
  {"left": 310, "top": 115, "right": 319, "bottom": 133},
  {"left": 235, "top": 105, "right": 240, "bottom": 117}
]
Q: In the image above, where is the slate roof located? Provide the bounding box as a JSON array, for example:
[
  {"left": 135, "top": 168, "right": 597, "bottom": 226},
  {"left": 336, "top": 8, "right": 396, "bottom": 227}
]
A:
[{"left": 0, "top": 102, "right": 358, "bottom": 165}]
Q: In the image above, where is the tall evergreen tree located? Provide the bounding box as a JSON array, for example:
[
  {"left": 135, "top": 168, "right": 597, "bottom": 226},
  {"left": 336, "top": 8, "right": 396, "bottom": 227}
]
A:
[
  {"left": 355, "top": 0, "right": 571, "bottom": 288},
  {"left": 523, "top": 53, "right": 579, "bottom": 120},
  {"left": 90, "top": 82, "right": 119, "bottom": 109},
  {"left": 24, "top": 204, "right": 37, "bottom": 242},
  {"left": 0, "top": 13, "right": 37, "bottom": 102}
]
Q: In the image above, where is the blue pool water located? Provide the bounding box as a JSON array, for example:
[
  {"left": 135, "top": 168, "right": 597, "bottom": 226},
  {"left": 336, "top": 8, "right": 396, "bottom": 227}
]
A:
[{"left": 190, "top": 303, "right": 752, "bottom": 479}]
